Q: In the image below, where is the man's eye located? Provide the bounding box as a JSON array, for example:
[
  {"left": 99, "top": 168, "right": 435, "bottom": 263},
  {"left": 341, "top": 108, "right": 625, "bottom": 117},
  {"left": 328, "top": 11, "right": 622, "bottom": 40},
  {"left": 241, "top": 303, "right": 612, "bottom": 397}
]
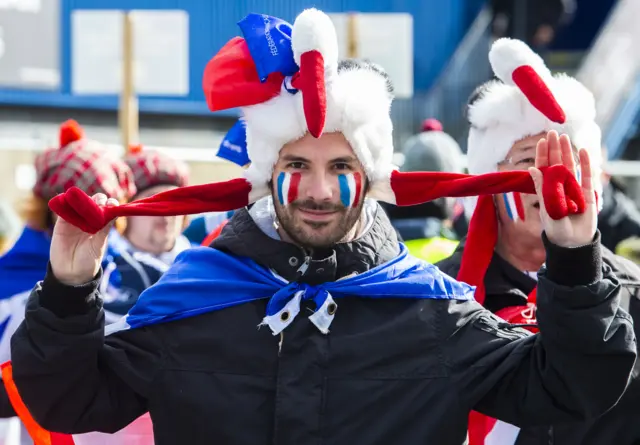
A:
[
  {"left": 516, "top": 157, "right": 535, "bottom": 166},
  {"left": 287, "top": 162, "right": 305, "bottom": 169},
  {"left": 333, "top": 163, "right": 352, "bottom": 171}
]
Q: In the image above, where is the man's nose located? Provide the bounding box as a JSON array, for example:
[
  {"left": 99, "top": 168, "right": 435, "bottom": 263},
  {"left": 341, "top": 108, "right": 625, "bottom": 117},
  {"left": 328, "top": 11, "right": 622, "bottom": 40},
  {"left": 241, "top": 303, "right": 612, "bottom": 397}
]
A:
[{"left": 303, "top": 172, "right": 334, "bottom": 202}]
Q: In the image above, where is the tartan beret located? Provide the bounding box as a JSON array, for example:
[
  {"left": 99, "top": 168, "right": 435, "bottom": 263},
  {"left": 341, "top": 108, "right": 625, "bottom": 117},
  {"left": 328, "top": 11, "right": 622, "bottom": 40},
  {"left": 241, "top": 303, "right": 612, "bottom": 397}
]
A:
[
  {"left": 33, "top": 120, "right": 137, "bottom": 201},
  {"left": 124, "top": 145, "right": 189, "bottom": 194}
]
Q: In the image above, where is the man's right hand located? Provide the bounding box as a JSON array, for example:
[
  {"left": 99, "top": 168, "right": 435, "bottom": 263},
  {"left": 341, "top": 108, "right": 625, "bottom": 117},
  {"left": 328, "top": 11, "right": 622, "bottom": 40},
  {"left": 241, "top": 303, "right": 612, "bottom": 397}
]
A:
[{"left": 50, "top": 193, "right": 119, "bottom": 286}]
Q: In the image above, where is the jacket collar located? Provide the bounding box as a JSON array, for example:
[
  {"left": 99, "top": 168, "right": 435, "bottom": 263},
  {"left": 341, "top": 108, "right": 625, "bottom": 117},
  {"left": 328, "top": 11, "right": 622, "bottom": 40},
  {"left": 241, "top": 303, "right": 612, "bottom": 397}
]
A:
[{"left": 213, "top": 198, "right": 400, "bottom": 285}]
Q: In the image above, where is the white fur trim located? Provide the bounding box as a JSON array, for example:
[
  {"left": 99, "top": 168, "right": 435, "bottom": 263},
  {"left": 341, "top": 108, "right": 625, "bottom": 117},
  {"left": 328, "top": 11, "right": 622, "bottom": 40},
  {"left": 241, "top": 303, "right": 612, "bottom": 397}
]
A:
[
  {"left": 291, "top": 8, "right": 339, "bottom": 68},
  {"left": 368, "top": 167, "right": 396, "bottom": 203},
  {"left": 489, "top": 38, "right": 552, "bottom": 85},
  {"left": 247, "top": 179, "right": 270, "bottom": 204}
]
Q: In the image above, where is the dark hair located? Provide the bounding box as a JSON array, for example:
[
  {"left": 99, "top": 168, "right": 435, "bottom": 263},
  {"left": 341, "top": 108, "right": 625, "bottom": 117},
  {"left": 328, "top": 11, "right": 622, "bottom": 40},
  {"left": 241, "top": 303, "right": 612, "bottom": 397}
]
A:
[{"left": 337, "top": 59, "right": 394, "bottom": 95}]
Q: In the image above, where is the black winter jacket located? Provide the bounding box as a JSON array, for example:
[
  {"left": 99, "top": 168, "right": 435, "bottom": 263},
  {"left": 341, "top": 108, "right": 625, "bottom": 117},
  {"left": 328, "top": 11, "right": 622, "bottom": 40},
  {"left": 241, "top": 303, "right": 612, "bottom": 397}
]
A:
[
  {"left": 10, "top": 204, "right": 636, "bottom": 445},
  {"left": 437, "top": 238, "right": 640, "bottom": 445}
]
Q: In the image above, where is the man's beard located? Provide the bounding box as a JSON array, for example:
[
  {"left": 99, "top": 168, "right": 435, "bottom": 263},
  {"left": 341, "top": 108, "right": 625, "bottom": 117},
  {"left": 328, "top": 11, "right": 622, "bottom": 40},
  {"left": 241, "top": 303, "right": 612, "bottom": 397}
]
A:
[{"left": 273, "top": 197, "right": 364, "bottom": 249}]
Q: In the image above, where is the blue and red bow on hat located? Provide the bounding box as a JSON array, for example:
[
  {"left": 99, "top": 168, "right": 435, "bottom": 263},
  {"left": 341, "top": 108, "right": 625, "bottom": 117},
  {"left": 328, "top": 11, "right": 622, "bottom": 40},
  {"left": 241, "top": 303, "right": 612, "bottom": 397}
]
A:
[{"left": 206, "top": 13, "right": 327, "bottom": 140}]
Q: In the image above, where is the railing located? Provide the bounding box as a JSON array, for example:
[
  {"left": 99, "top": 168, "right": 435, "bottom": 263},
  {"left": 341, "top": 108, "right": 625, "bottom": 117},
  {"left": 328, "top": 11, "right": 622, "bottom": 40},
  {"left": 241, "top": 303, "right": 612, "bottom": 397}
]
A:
[{"left": 416, "top": 6, "right": 493, "bottom": 152}]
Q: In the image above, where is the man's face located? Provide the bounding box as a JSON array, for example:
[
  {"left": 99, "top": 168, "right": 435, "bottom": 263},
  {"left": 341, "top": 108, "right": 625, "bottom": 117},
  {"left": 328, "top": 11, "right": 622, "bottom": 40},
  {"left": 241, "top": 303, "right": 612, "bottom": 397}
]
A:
[
  {"left": 496, "top": 133, "right": 545, "bottom": 239},
  {"left": 495, "top": 132, "right": 579, "bottom": 240},
  {"left": 271, "top": 132, "right": 367, "bottom": 249},
  {"left": 126, "top": 184, "right": 185, "bottom": 255}
]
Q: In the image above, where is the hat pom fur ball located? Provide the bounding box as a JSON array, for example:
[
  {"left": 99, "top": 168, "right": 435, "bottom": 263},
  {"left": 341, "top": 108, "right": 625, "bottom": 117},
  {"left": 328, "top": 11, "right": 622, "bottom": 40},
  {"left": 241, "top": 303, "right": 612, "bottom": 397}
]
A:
[{"left": 291, "top": 8, "right": 339, "bottom": 69}]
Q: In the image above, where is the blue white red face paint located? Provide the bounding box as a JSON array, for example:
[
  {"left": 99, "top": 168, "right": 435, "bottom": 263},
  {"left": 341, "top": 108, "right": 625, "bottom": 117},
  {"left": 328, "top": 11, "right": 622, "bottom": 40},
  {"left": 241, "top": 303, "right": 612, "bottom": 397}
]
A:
[
  {"left": 338, "top": 172, "right": 363, "bottom": 207},
  {"left": 277, "top": 172, "right": 301, "bottom": 206},
  {"left": 276, "top": 171, "right": 363, "bottom": 207},
  {"left": 502, "top": 192, "right": 525, "bottom": 222}
]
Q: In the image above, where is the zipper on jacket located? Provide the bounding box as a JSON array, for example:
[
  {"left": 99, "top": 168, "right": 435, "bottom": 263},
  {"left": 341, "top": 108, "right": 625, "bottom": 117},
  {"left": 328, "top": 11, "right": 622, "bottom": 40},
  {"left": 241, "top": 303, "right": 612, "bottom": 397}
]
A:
[
  {"left": 296, "top": 248, "right": 312, "bottom": 277},
  {"left": 278, "top": 332, "right": 284, "bottom": 356}
]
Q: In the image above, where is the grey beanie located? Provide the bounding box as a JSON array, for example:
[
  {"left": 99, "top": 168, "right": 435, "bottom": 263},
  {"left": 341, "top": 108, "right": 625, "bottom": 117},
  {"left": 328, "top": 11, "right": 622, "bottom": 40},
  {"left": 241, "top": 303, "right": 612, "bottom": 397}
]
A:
[{"left": 401, "top": 131, "right": 464, "bottom": 174}]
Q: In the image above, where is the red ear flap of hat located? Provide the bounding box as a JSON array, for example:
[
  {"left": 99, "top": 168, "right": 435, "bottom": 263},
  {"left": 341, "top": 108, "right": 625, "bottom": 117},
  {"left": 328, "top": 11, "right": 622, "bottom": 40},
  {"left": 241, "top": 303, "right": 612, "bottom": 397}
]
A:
[
  {"left": 203, "top": 37, "right": 284, "bottom": 112},
  {"left": 456, "top": 195, "right": 497, "bottom": 306},
  {"left": 59, "top": 119, "right": 84, "bottom": 148}
]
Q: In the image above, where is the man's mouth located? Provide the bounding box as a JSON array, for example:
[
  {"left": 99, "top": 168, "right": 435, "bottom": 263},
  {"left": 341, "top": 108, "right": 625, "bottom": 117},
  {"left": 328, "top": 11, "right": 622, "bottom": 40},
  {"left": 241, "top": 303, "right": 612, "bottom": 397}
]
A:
[{"left": 297, "top": 207, "right": 338, "bottom": 221}]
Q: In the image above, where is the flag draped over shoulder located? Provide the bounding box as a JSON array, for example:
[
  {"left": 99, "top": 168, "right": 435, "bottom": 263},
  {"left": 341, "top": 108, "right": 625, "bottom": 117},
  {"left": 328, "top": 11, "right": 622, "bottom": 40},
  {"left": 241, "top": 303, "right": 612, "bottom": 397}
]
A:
[{"left": 106, "top": 244, "right": 475, "bottom": 336}]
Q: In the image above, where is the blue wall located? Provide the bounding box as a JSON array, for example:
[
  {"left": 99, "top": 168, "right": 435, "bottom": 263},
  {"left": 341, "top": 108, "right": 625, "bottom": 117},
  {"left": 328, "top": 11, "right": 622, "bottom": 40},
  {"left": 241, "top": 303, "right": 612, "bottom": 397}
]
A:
[{"left": 0, "top": 0, "right": 483, "bottom": 116}]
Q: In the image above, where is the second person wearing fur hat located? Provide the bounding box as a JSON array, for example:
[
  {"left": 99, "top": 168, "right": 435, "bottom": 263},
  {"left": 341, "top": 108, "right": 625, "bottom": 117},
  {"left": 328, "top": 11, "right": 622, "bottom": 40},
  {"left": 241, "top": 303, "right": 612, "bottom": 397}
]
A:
[{"left": 437, "top": 38, "right": 640, "bottom": 445}]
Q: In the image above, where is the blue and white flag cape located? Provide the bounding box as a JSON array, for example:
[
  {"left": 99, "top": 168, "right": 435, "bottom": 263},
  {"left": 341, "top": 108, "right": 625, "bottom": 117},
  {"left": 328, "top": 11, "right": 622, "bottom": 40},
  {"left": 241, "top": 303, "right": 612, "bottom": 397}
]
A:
[
  {"left": 106, "top": 245, "right": 475, "bottom": 336},
  {"left": 0, "top": 227, "right": 51, "bottom": 301}
]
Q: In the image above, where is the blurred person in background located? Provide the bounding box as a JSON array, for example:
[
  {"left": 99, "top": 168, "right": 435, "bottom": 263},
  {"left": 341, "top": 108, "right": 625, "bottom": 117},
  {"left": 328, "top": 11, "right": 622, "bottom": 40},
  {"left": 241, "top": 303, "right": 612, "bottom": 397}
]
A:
[
  {"left": 0, "top": 120, "right": 135, "bottom": 444},
  {"left": 101, "top": 145, "right": 192, "bottom": 321},
  {"left": 490, "top": 0, "right": 575, "bottom": 50},
  {"left": 0, "top": 119, "right": 135, "bottom": 309},
  {"left": 384, "top": 128, "right": 464, "bottom": 263},
  {"left": 597, "top": 147, "right": 640, "bottom": 251},
  {"left": 437, "top": 38, "right": 640, "bottom": 445},
  {"left": 0, "top": 200, "right": 20, "bottom": 255},
  {"left": 400, "top": 117, "right": 469, "bottom": 239}
]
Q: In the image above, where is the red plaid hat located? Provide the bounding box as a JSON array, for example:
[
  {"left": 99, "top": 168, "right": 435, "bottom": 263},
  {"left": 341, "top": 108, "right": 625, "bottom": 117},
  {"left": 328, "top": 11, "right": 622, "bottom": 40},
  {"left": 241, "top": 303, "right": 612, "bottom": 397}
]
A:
[
  {"left": 125, "top": 145, "right": 189, "bottom": 195},
  {"left": 33, "top": 120, "right": 137, "bottom": 201}
]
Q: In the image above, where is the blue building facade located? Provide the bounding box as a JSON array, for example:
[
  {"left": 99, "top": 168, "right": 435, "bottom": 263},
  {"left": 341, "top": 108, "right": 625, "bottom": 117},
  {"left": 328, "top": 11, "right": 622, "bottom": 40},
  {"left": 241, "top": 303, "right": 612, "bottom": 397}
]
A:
[{"left": 0, "top": 0, "right": 485, "bottom": 117}]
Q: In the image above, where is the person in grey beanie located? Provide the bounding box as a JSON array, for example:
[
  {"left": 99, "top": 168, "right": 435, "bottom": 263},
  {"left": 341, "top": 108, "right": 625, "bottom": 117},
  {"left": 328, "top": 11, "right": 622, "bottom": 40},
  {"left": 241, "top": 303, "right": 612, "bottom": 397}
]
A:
[{"left": 383, "top": 130, "right": 465, "bottom": 263}]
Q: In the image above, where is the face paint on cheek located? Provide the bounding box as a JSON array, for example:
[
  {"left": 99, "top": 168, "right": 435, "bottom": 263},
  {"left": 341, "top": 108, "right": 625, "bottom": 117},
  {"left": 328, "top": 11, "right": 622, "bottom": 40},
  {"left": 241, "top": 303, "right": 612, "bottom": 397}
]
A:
[
  {"left": 338, "top": 172, "right": 363, "bottom": 207},
  {"left": 277, "top": 172, "right": 301, "bottom": 206},
  {"left": 502, "top": 192, "right": 525, "bottom": 222}
]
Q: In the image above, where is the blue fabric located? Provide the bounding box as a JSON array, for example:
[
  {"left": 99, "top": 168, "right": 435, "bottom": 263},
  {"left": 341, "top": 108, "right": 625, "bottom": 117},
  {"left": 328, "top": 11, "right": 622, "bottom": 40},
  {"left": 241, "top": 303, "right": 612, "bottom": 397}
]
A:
[
  {"left": 217, "top": 120, "right": 250, "bottom": 167},
  {"left": 237, "top": 13, "right": 297, "bottom": 82},
  {"left": 183, "top": 212, "right": 235, "bottom": 245},
  {"left": 102, "top": 230, "right": 196, "bottom": 316},
  {"left": 0, "top": 227, "right": 51, "bottom": 300},
  {"left": 120, "top": 244, "right": 475, "bottom": 331}
]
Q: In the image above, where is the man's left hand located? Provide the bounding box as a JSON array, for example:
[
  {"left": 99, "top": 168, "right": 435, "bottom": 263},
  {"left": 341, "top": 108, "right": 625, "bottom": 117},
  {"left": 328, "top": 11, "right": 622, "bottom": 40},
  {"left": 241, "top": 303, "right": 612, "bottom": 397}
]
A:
[{"left": 529, "top": 130, "right": 597, "bottom": 248}]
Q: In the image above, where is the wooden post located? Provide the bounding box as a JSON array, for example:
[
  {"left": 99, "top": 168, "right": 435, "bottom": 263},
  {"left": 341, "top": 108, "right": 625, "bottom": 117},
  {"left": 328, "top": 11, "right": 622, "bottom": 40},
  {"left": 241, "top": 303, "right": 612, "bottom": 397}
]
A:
[
  {"left": 118, "top": 12, "right": 139, "bottom": 155},
  {"left": 347, "top": 13, "right": 358, "bottom": 58}
]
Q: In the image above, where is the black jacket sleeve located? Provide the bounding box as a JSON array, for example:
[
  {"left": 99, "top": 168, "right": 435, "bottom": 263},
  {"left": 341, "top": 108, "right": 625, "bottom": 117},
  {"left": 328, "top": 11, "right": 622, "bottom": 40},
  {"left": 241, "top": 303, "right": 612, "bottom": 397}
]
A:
[
  {"left": 10, "top": 265, "right": 163, "bottom": 434},
  {"left": 446, "top": 232, "right": 636, "bottom": 426}
]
